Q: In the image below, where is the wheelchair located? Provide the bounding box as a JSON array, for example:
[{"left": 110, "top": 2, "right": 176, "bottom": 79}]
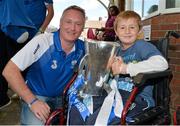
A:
[{"left": 45, "top": 31, "right": 180, "bottom": 125}]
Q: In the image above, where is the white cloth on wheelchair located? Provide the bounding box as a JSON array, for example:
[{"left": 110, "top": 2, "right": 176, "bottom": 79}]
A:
[{"left": 95, "top": 79, "right": 123, "bottom": 125}]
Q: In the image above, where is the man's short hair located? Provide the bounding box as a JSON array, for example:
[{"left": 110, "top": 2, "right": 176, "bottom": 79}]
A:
[{"left": 62, "top": 5, "right": 86, "bottom": 19}]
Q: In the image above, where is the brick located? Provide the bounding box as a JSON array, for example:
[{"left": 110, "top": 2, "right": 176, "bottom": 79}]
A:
[
  {"left": 173, "top": 72, "right": 180, "bottom": 78},
  {"left": 170, "top": 38, "right": 180, "bottom": 44},
  {"left": 178, "top": 24, "right": 180, "bottom": 29},
  {"left": 151, "top": 16, "right": 161, "bottom": 24},
  {"left": 168, "top": 50, "right": 178, "bottom": 58},
  {"left": 151, "top": 25, "right": 160, "bottom": 30},
  {"left": 142, "top": 19, "right": 151, "bottom": 25},
  {"left": 172, "top": 79, "right": 180, "bottom": 86},
  {"left": 163, "top": 14, "right": 180, "bottom": 24},
  {"left": 169, "top": 44, "right": 180, "bottom": 51},
  {"left": 170, "top": 85, "right": 180, "bottom": 108},
  {"left": 151, "top": 30, "right": 166, "bottom": 38},
  {"left": 152, "top": 37, "right": 161, "bottom": 40},
  {"left": 160, "top": 24, "right": 178, "bottom": 30},
  {"left": 174, "top": 38, "right": 180, "bottom": 43},
  {"left": 175, "top": 65, "right": 180, "bottom": 71},
  {"left": 177, "top": 52, "right": 180, "bottom": 57},
  {"left": 169, "top": 64, "right": 175, "bottom": 71},
  {"left": 169, "top": 58, "right": 180, "bottom": 65},
  {"left": 170, "top": 92, "right": 180, "bottom": 109}
]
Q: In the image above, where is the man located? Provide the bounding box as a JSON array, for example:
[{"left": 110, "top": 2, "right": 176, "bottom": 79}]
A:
[{"left": 3, "top": 5, "right": 86, "bottom": 125}]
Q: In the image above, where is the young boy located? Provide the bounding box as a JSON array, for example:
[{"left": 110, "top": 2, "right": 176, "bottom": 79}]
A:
[{"left": 68, "top": 10, "right": 168, "bottom": 125}]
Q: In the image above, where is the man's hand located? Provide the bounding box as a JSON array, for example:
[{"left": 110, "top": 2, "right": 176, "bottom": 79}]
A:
[{"left": 30, "top": 100, "right": 50, "bottom": 123}]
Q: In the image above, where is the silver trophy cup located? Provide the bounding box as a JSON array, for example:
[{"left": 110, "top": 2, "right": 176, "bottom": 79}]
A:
[{"left": 78, "top": 39, "right": 120, "bottom": 96}]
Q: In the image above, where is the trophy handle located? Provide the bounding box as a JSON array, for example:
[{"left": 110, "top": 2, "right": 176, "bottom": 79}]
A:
[{"left": 78, "top": 53, "right": 89, "bottom": 76}]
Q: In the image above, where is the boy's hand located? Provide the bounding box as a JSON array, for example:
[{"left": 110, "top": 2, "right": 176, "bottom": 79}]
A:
[
  {"left": 107, "top": 56, "right": 116, "bottom": 70},
  {"left": 111, "top": 57, "right": 127, "bottom": 75}
]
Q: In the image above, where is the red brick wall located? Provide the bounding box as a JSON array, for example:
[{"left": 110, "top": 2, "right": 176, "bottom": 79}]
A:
[{"left": 142, "top": 13, "right": 180, "bottom": 110}]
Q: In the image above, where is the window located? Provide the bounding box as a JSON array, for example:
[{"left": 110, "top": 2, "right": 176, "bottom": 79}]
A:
[
  {"left": 132, "top": 0, "right": 143, "bottom": 17},
  {"left": 144, "top": 0, "right": 159, "bottom": 16},
  {"left": 127, "top": 0, "right": 180, "bottom": 19},
  {"left": 166, "top": 0, "right": 180, "bottom": 9}
]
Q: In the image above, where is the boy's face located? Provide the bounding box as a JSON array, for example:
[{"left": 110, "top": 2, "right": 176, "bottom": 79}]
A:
[{"left": 115, "top": 18, "right": 140, "bottom": 49}]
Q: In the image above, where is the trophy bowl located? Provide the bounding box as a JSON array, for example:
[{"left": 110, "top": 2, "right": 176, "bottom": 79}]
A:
[{"left": 78, "top": 39, "right": 120, "bottom": 96}]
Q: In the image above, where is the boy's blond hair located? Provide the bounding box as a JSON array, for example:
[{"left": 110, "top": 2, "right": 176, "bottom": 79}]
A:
[{"left": 114, "top": 10, "right": 141, "bottom": 31}]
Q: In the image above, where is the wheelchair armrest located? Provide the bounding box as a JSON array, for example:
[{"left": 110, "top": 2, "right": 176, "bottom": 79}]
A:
[
  {"left": 133, "top": 69, "right": 172, "bottom": 87},
  {"left": 121, "top": 69, "right": 172, "bottom": 125}
]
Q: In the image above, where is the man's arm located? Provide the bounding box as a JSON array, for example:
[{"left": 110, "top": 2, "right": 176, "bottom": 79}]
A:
[
  {"left": 2, "top": 60, "right": 50, "bottom": 122},
  {"left": 3, "top": 60, "right": 35, "bottom": 103},
  {"left": 39, "top": 4, "right": 54, "bottom": 32}
]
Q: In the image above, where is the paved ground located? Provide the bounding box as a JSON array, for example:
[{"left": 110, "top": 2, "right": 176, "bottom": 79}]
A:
[{"left": 0, "top": 89, "right": 20, "bottom": 125}]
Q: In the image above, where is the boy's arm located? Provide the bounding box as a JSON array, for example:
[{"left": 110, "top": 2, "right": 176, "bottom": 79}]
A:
[{"left": 127, "top": 55, "right": 168, "bottom": 77}]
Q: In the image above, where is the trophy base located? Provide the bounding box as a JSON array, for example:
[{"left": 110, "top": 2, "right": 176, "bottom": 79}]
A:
[{"left": 78, "top": 88, "right": 104, "bottom": 98}]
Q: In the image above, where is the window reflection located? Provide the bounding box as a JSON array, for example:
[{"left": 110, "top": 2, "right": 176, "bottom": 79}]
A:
[
  {"left": 166, "top": 0, "right": 180, "bottom": 8},
  {"left": 133, "top": 0, "right": 159, "bottom": 17},
  {"left": 144, "top": 0, "right": 159, "bottom": 16},
  {"left": 131, "top": 0, "right": 180, "bottom": 18}
]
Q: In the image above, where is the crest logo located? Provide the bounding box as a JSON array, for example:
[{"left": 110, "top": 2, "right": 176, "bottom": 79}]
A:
[
  {"left": 71, "top": 60, "right": 77, "bottom": 65},
  {"left": 71, "top": 60, "right": 77, "bottom": 68},
  {"left": 51, "top": 60, "right": 57, "bottom": 69}
]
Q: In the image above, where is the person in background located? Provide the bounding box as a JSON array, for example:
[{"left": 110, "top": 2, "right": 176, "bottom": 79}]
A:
[
  {"left": 0, "top": 0, "right": 54, "bottom": 109},
  {"left": 0, "top": 0, "right": 37, "bottom": 44},
  {"left": 87, "top": 28, "right": 96, "bottom": 39},
  {"left": 0, "top": 0, "right": 36, "bottom": 109},
  {"left": 0, "top": 30, "right": 12, "bottom": 109},
  {"left": 95, "top": 16, "right": 105, "bottom": 40},
  {"left": 68, "top": 10, "right": 168, "bottom": 125},
  {"left": 24, "top": 0, "right": 54, "bottom": 36},
  {"left": 1, "top": 0, "right": 54, "bottom": 43},
  {"left": 97, "top": 5, "right": 119, "bottom": 41},
  {"left": 2, "top": 5, "right": 86, "bottom": 125}
]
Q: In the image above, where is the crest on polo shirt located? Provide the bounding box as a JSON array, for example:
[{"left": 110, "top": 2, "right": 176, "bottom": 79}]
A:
[
  {"left": 51, "top": 60, "right": 57, "bottom": 69},
  {"left": 71, "top": 60, "right": 77, "bottom": 68}
]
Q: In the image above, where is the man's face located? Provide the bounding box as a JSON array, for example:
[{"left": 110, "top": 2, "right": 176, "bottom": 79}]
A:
[{"left": 60, "top": 9, "right": 85, "bottom": 43}]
